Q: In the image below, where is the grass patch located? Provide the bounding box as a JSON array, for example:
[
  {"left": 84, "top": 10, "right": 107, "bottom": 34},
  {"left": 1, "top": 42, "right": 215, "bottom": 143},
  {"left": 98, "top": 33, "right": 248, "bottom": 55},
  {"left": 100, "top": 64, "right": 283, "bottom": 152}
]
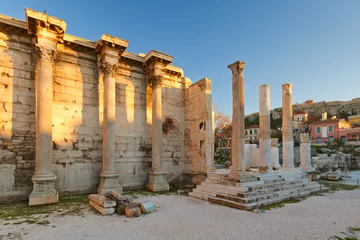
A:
[
  {"left": 330, "top": 226, "right": 360, "bottom": 240},
  {"left": 318, "top": 181, "right": 359, "bottom": 192},
  {"left": 122, "top": 188, "right": 178, "bottom": 199},
  {"left": 259, "top": 198, "right": 302, "bottom": 211},
  {"left": 0, "top": 195, "right": 88, "bottom": 222}
]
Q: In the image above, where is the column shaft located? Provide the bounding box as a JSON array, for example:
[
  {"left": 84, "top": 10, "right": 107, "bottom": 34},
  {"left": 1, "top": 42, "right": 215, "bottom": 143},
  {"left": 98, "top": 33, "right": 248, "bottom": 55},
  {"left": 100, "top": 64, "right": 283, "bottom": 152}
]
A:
[
  {"left": 259, "top": 84, "right": 272, "bottom": 172},
  {"left": 281, "top": 83, "right": 295, "bottom": 171},
  {"left": 299, "top": 133, "right": 314, "bottom": 171},
  {"left": 145, "top": 75, "right": 169, "bottom": 192},
  {"left": 152, "top": 86, "right": 163, "bottom": 171},
  {"left": 102, "top": 74, "right": 116, "bottom": 174},
  {"left": 29, "top": 46, "right": 58, "bottom": 206},
  {"left": 97, "top": 63, "right": 122, "bottom": 195}
]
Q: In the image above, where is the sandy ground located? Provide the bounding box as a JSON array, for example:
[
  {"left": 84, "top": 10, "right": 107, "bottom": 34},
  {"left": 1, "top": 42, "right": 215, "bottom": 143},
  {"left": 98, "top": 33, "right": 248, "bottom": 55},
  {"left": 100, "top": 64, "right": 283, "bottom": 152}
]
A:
[{"left": 1, "top": 190, "right": 360, "bottom": 240}]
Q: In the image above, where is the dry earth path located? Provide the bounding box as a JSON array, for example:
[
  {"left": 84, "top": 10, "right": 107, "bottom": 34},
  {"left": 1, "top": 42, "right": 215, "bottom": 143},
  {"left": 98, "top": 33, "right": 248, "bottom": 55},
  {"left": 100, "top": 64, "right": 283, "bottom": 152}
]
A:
[{"left": 1, "top": 190, "right": 360, "bottom": 240}]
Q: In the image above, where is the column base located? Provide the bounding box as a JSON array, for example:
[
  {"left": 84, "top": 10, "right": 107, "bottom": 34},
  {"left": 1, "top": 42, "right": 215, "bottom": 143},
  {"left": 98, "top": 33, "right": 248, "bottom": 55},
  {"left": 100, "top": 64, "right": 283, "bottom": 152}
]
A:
[
  {"left": 145, "top": 171, "right": 169, "bottom": 192},
  {"left": 29, "top": 174, "right": 58, "bottom": 206},
  {"left": 272, "top": 164, "right": 282, "bottom": 170},
  {"left": 97, "top": 172, "right": 122, "bottom": 195},
  {"left": 279, "top": 166, "right": 299, "bottom": 172},
  {"left": 225, "top": 170, "right": 259, "bottom": 183}
]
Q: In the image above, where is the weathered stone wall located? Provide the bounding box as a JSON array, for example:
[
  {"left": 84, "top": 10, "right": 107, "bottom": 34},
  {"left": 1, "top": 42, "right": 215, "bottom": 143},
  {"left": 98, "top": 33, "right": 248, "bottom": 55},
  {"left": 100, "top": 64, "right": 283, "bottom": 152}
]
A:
[
  {"left": 0, "top": 23, "right": 36, "bottom": 197},
  {"left": 184, "top": 78, "right": 214, "bottom": 182},
  {"left": 0, "top": 12, "right": 214, "bottom": 201}
]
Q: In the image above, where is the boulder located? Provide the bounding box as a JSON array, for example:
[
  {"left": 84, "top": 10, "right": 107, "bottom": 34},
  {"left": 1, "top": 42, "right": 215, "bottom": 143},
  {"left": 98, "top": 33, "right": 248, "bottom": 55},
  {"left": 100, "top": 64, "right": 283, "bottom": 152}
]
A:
[
  {"left": 125, "top": 204, "right": 141, "bottom": 218},
  {"left": 140, "top": 201, "right": 156, "bottom": 214},
  {"left": 88, "top": 194, "right": 116, "bottom": 208},
  {"left": 89, "top": 200, "right": 115, "bottom": 215}
]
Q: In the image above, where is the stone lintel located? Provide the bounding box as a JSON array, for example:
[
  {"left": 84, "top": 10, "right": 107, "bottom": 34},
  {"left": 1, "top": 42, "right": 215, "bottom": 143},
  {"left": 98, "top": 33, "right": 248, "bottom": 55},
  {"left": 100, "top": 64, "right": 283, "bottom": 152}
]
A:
[
  {"left": 144, "top": 50, "right": 173, "bottom": 65},
  {"left": 165, "top": 65, "right": 184, "bottom": 76},
  {"left": 228, "top": 60, "right": 246, "bottom": 74},
  {"left": 25, "top": 8, "right": 66, "bottom": 47},
  {"left": 0, "top": 14, "right": 27, "bottom": 29},
  {"left": 122, "top": 51, "right": 145, "bottom": 63},
  {"left": 63, "top": 34, "right": 95, "bottom": 49},
  {"left": 95, "top": 34, "right": 128, "bottom": 57}
]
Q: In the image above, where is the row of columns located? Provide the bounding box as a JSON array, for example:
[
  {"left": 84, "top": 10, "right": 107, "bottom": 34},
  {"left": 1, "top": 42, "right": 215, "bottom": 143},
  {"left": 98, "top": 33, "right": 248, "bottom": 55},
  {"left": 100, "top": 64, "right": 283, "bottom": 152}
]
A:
[
  {"left": 27, "top": 9, "right": 172, "bottom": 205},
  {"left": 228, "top": 60, "right": 314, "bottom": 179}
]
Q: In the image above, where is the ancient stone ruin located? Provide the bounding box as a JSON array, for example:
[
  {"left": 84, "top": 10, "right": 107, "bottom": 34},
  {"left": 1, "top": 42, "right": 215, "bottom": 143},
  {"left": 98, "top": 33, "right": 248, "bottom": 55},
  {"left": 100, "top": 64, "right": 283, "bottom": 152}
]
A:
[
  {"left": 189, "top": 61, "right": 321, "bottom": 210},
  {"left": 0, "top": 8, "right": 321, "bottom": 211},
  {"left": 0, "top": 9, "right": 214, "bottom": 205}
]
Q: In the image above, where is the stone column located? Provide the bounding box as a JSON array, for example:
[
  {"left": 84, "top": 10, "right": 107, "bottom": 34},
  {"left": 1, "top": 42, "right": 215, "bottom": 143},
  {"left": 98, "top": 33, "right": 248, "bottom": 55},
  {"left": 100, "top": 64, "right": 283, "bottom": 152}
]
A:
[
  {"left": 280, "top": 83, "right": 296, "bottom": 171},
  {"left": 227, "top": 61, "right": 257, "bottom": 181},
  {"left": 144, "top": 50, "right": 173, "bottom": 192},
  {"left": 227, "top": 61, "right": 246, "bottom": 178},
  {"left": 26, "top": 9, "right": 67, "bottom": 206},
  {"left": 259, "top": 84, "right": 272, "bottom": 172},
  {"left": 97, "top": 62, "right": 122, "bottom": 195},
  {"left": 299, "top": 133, "right": 315, "bottom": 171},
  {"left": 271, "top": 138, "right": 281, "bottom": 169},
  {"left": 29, "top": 45, "right": 58, "bottom": 206},
  {"left": 96, "top": 34, "right": 128, "bottom": 195},
  {"left": 145, "top": 75, "right": 169, "bottom": 192}
]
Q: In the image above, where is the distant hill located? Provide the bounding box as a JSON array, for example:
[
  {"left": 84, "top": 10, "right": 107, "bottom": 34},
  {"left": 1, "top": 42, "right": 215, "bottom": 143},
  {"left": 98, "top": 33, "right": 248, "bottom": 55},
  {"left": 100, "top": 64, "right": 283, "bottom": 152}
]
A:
[{"left": 245, "top": 98, "right": 360, "bottom": 129}]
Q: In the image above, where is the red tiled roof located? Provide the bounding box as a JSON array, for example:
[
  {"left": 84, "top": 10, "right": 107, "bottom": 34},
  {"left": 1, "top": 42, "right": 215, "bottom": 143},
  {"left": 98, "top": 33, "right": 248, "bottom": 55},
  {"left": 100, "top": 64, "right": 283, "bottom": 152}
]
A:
[
  {"left": 294, "top": 111, "right": 307, "bottom": 115},
  {"left": 247, "top": 125, "right": 259, "bottom": 129}
]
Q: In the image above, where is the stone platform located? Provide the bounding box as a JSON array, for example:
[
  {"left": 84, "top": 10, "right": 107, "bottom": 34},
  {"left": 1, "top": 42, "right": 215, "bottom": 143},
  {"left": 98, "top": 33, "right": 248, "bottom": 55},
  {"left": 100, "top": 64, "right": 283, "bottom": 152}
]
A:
[{"left": 189, "top": 172, "right": 322, "bottom": 210}]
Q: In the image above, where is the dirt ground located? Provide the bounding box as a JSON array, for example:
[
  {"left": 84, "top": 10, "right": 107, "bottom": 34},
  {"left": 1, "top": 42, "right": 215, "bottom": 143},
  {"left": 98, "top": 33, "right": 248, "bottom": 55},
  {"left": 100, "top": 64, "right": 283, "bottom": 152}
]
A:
[{"left": 1, "top": 189, "right": 360, "bottom": 240}]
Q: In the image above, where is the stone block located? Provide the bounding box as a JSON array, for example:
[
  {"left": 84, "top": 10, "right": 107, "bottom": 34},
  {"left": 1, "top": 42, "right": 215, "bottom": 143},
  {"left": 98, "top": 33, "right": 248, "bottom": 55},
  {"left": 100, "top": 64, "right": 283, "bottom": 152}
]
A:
[
  {"left": 140, "top": 201, "right": 156, "bottom": 214},
  {"left": 125, "top": 203, "right": 141, "bottom": 218},
  {"left": 89, "top": 200, "right": 115, "bottom": 215},
  {"left": 108, "top": 190, "right": 129, "bottom": 202},
  {"left": 88, "top": 194, "right": 116, "bottom": 208}
]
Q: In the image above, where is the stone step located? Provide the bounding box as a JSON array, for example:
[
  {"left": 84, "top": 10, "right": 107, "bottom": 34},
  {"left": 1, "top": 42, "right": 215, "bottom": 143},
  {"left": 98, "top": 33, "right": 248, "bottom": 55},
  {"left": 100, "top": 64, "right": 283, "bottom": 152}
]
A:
[
  {"left": 238, "top": 182, "right": 318, "bottom": 198},
  {"left": 202, "top": 181, "right": 248, "bottom": 192},
  {"left": 196, "top": 185, "right": 241, "bottom": 197},
  {"left": 246, "top": 179, "right": 308, "bottom": 191},
  {"left": 216, "top": 184, "right": 321, "bottom": 204}
]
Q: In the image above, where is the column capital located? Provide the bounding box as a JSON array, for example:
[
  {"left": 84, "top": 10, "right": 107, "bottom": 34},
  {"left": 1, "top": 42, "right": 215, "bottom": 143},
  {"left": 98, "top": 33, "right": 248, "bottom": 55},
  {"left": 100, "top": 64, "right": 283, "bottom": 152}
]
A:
[
  {"left": 100, "top": 62, "right": 118, "bottom": 78},
  {"left": 282, "top": 83, "right": 293, "bottom": 93},
  {"left": 198, "top": 77, "right": 212, "bottom": 91},
  {"left": 34, "top": 44, "right": 56, "bottom": 63},
  {"left": 228, "top": 61, "right": 245, "bottom": 75},
  {"left": 96, "top": 34, "right": 128, "bottom": 74},
  {"left": 26, "top": 8, "right": 66, "bottom": 49},
  {"left": 148, "top": 75, "right": 164, "bottom": 88}
]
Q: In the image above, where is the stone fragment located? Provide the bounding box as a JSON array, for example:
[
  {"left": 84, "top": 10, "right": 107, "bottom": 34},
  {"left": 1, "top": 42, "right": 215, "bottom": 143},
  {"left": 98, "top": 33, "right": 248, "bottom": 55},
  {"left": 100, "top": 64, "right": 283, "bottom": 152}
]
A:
[
  {"left": 108, "top": 190, "right": 130, "bottom": 202},
  {"left": 88, "top": 194, "right": 116, "bottom": 208},
  {"left": 140, "top": 201, "right": 156, "bottom": 214},
  {"left": 125, "top": 203, "right": 141, "bottom": 218},
  {"left": 89, "top": 200, "right": 115, "bottom": 215}
]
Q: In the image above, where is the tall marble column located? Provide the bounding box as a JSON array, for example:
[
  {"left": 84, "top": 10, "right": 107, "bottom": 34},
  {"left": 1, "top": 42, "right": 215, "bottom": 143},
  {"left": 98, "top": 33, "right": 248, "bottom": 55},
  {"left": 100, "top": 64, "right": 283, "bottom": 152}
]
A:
[
  {"left": 299, "top": 133, "right": 315, "bottom": 171},
  {"left": 227, "top": 61, "right": 257, "bottom": 182},
  {"left": 259, "top": 84, "right": 272, "bottom": 172},
  {"left": 227, "top": 61, "right": 246, "bottom": 178},
  {"left": 144, "top": 50, "right": 173, "bottom": 192},
  {"left": 97, "top": 62, "right": 122, "bottom": 195},
  {"left": 26, "top": 9, "right": 67, "bottom": 206},
  {"left": 280, "top": 83, "right": 296, "bottom": 171},
  {"left": 96, "top": 34, "right": 128, "bottom": 195},
  {"left": 145, "top": 75, "right": 169, "bottom": 192},
  {"left": 29, "top": 45, "right": 58, "bottom": 206}
]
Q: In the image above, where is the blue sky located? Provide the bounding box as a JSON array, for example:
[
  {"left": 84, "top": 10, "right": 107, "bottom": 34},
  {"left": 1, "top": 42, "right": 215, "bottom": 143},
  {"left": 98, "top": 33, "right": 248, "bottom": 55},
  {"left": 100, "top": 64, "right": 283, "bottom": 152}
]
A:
[{"left": 2, "top": 0, "right": 360, "bottom": 115}]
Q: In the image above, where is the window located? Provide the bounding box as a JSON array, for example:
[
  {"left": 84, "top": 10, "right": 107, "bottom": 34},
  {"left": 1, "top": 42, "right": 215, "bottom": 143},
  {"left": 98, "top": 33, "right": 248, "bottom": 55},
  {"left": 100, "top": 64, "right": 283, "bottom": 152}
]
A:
[
  {"left": 250, "top": 130, "right": 252, "bottom": 135},
  {"left": 316, "top": 137, "right": 321, "bottom": 143},
  {"left": 340, "top": 136, "right": 347, "bottom": 143},
  {"left": 245, "top": 130, "right": 248, "bottom": 135},
  {"left": 328, "top": 136, "right": 334, "bottom": 143},
  {"left": 254, "top": 129, "right": 257, "bottom": 135},
  {"left": 316, "top": 127, "right": 321, "bottom": 134},
  {"left": 328, "top": 125, "right": 333, "bottom": 133}
]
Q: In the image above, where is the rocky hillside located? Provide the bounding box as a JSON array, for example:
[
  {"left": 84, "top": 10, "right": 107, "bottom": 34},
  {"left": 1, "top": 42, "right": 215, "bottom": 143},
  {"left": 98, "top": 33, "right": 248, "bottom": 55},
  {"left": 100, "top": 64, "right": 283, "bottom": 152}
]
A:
[{"left": 246, "top": 98, "right": 360, "bottom": 128}]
